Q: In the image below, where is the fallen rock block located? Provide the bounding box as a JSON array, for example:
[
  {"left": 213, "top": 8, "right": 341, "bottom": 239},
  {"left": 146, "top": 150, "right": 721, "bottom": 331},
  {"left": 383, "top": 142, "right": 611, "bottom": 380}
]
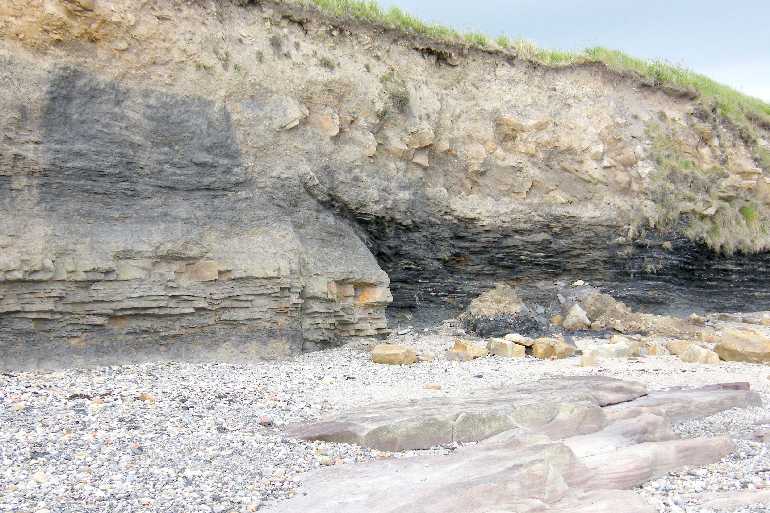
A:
[
  {"left": 533, "top": 337, "right": 575, "bottom": 359},
  {"left": 666, "top": 339, "right": 694, "bottom": 356},
  {"left": 563, "top": 304, "right": 591, "bottom": 331},
  {"left": 371, "top": 344, "right": 417, "bottom": 365},
  {"left": 640, "top": 339, "right": 668, "bottom": 356},
  {"left": 487, "top": 338, "right": 526, "bottom": 358},
  {"left": 715, "top": 328, "right": 770, "bottom": 363},
  {"left": 577, "top": 337, "right": 640, "bottom": 359},
  {"left": 503, "top": 333, "right": 533, "bottom": 346},
  {"left": 447, "top": 339, "right": 488, "bottom": 361},
  {"left": 679, "top": 344, "right": 719, "bottom": 364}
]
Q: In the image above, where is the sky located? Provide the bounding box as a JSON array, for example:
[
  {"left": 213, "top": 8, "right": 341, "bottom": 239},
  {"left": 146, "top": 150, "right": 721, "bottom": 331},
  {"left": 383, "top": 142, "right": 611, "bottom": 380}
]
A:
[{"left": 378, "top": 0, "right": 770, "bottom": 102}]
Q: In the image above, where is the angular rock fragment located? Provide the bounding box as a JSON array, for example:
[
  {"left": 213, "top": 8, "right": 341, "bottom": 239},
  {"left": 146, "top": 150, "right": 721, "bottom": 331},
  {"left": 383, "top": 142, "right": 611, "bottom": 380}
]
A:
[
  {"left": 563, "top": 304, "right": 591, "bottom": 331},
  {"left": 487, "top": 338, "right": 526, "bottom": 358},
  {"left": 371, "top": 344, "right": 417, "bottom": 365},
  {"left": 715, "top": 328, "right": 770, "bottom": 363},
  {"left": 580, "top": 351, "right": 599, "bottom": 367},
  {"left": 666, "top": 339, "right": 693, "bottom": 355},
  {"left": 679, "top": 344, "right": 720, "bottom": 364},
  {"left": 504, "top": 333, "right": 534, "bottom": 346},
  {"left": 577, "top": 336, "right": 640, "bottom": 359},
  {"left": 532, "top": 337, "right": 575, "bottom": 360},
  {"left": 447, "top": 339, "right": 488, "bottom": 361}
]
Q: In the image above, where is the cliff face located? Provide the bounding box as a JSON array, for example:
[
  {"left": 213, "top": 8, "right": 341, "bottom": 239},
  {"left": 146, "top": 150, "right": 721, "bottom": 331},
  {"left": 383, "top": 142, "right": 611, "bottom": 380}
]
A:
[{"left": 1, "top": 0, "right": 769, "bottom": 367}]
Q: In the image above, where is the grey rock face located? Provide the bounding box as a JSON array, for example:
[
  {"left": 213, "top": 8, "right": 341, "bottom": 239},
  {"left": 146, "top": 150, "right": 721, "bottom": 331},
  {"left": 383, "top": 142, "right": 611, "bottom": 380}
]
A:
[
  {"left": 1, "top": 0, "right": 769, "bottom": 365},
  {"left": 0, "top": 62, "right": 390, "bottom": 368}
]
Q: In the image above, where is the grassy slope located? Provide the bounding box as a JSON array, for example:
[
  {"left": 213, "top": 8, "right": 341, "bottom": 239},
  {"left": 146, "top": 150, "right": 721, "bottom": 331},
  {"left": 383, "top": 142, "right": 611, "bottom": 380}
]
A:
[{"left": 288, "top": 0, "right": 770, "bottom": 136}]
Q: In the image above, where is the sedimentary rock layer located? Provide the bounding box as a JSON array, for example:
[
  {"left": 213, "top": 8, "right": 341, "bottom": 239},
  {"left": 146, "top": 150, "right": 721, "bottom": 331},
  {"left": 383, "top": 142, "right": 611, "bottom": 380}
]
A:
[
  {"left": 274, "top": 378, "right": 759, "bottom": 513},
  {"left": 1, "top": 0, "right": 769, "bottom": 364}
]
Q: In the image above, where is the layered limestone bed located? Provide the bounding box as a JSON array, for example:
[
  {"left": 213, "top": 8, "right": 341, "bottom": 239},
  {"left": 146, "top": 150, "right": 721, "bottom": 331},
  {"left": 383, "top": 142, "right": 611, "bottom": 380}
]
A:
[
  {"left": 277, "top": 378, "right": 759, "bottom": 513},
  {"left": 1, "top": 0, "right": 770, "bottom": 365}
]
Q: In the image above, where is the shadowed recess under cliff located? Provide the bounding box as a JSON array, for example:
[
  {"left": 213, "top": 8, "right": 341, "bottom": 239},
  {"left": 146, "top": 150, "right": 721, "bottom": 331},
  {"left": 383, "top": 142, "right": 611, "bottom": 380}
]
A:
[{"left": 357, "top": 217, "right": 770, "bottom": 323}]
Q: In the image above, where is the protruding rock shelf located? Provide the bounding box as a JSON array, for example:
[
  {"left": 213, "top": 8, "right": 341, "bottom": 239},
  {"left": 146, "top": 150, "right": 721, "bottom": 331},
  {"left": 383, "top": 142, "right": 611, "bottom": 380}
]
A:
[{"left": 276, "top": 377, "right": 760, "bottom": 513}]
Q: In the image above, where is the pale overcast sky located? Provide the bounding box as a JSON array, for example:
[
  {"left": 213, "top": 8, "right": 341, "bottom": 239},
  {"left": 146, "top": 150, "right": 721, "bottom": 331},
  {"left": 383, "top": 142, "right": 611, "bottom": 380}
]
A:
[{"left": 378, "top": 0, "right": 770, "bottom": 102}]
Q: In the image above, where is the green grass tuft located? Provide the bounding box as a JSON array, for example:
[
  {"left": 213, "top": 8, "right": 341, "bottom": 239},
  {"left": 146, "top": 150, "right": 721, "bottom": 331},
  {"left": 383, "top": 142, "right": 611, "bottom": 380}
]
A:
[
  {"left": 740, "top": 204, "right": 760, "bottom": 224},
  {"left": 755, "top": 145, "right": 770, "bottom": 172},
  {"left": 583, "top": 48, "right": 770, "bottom": 135},
  {"left": 284, "top": 0, "right": 770, "bottom": 134}
]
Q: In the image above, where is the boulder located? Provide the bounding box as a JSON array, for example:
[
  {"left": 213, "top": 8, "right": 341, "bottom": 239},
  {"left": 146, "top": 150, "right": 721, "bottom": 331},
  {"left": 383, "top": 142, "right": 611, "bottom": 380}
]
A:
[
  {"left": 680, "top": 344, "right": 720, "bottom": 364},
  {"left": 504, "top": 333, "right": 534, "bottom": 346},
  {"left": 715, "top": 329, "right": 770, "bottom": 363},
  {"left": 532, "top": 337, "right": 575, "bottom": 360},
  {"left": 371, "top": 344, "right": 417, "bottom": 365},
  {"left": 554, "top": 340, "right": 577, "bottom": 359},
  {"left": 576, "top": 336, "right": 640, "bottom": 359},
  {"left": 464, "top": 283, "right": 524, "bottom": 318},
  {"left": 563, "top": 304, "right": 591, "bottom": 331},
  {"left": 487, "top": 338, "right": 526, "bottom": 358},
  {"left": 532, "top": 340, "right": 555, "bottom": 359},
  {"left": 461, "top": 284, "right": 544, "bottom": 337},
  {"left": 640, "top": 339, "right": 668, "bottom": 356},
  {"left": 447, "top": 339, "right": 489, "bottom": 361},
  {"left": 666, "top": 339, "right": 693, "bottom": 356}
]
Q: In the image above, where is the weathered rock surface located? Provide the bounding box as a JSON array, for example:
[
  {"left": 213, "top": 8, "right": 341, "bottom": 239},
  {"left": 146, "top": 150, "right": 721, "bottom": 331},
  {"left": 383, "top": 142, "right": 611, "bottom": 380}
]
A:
[
  {"left": 604, "top": 382, "right": 761, "bottom": 422},
  {"left": 679, "top": 344, "right": 720, "bottom": 364},
  {"left": 562, "top": 304, "right": 591, "bottom": 331},
  {"left": 715, "top": 328, "right": 770, "bottom": 363},
  {"left": 487, "top": 337, "right": 526, "bottom": 358},
  {"left": 285, "top": 376, "right": 646, "bottom": 451},
  {"left": 1, "top": 0, "right": 769, "bottom": 365},
  {"left": 666, "top": 339, "right": 695, "bottom": 355},
  {"left": 446, "top": 339, "right": 489, "bottom": 361},
  {"left": 532, "top": 337, "right": 576, "bottom": 360},
  {"left": 577, "top": 336, "right": 641, "bottom": 359},
  {"left": 275, "top": 378, "right": 758, "bottom": 513},
  {"left": 370, "top": 344, "right": 417, "bottom": 365}
]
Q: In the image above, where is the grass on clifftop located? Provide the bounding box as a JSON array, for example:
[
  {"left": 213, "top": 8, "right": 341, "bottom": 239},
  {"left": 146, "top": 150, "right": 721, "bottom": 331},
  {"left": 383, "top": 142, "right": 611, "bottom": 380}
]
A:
[{"left": 289, "top": 0, "right": 770, "bottom": 134}]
